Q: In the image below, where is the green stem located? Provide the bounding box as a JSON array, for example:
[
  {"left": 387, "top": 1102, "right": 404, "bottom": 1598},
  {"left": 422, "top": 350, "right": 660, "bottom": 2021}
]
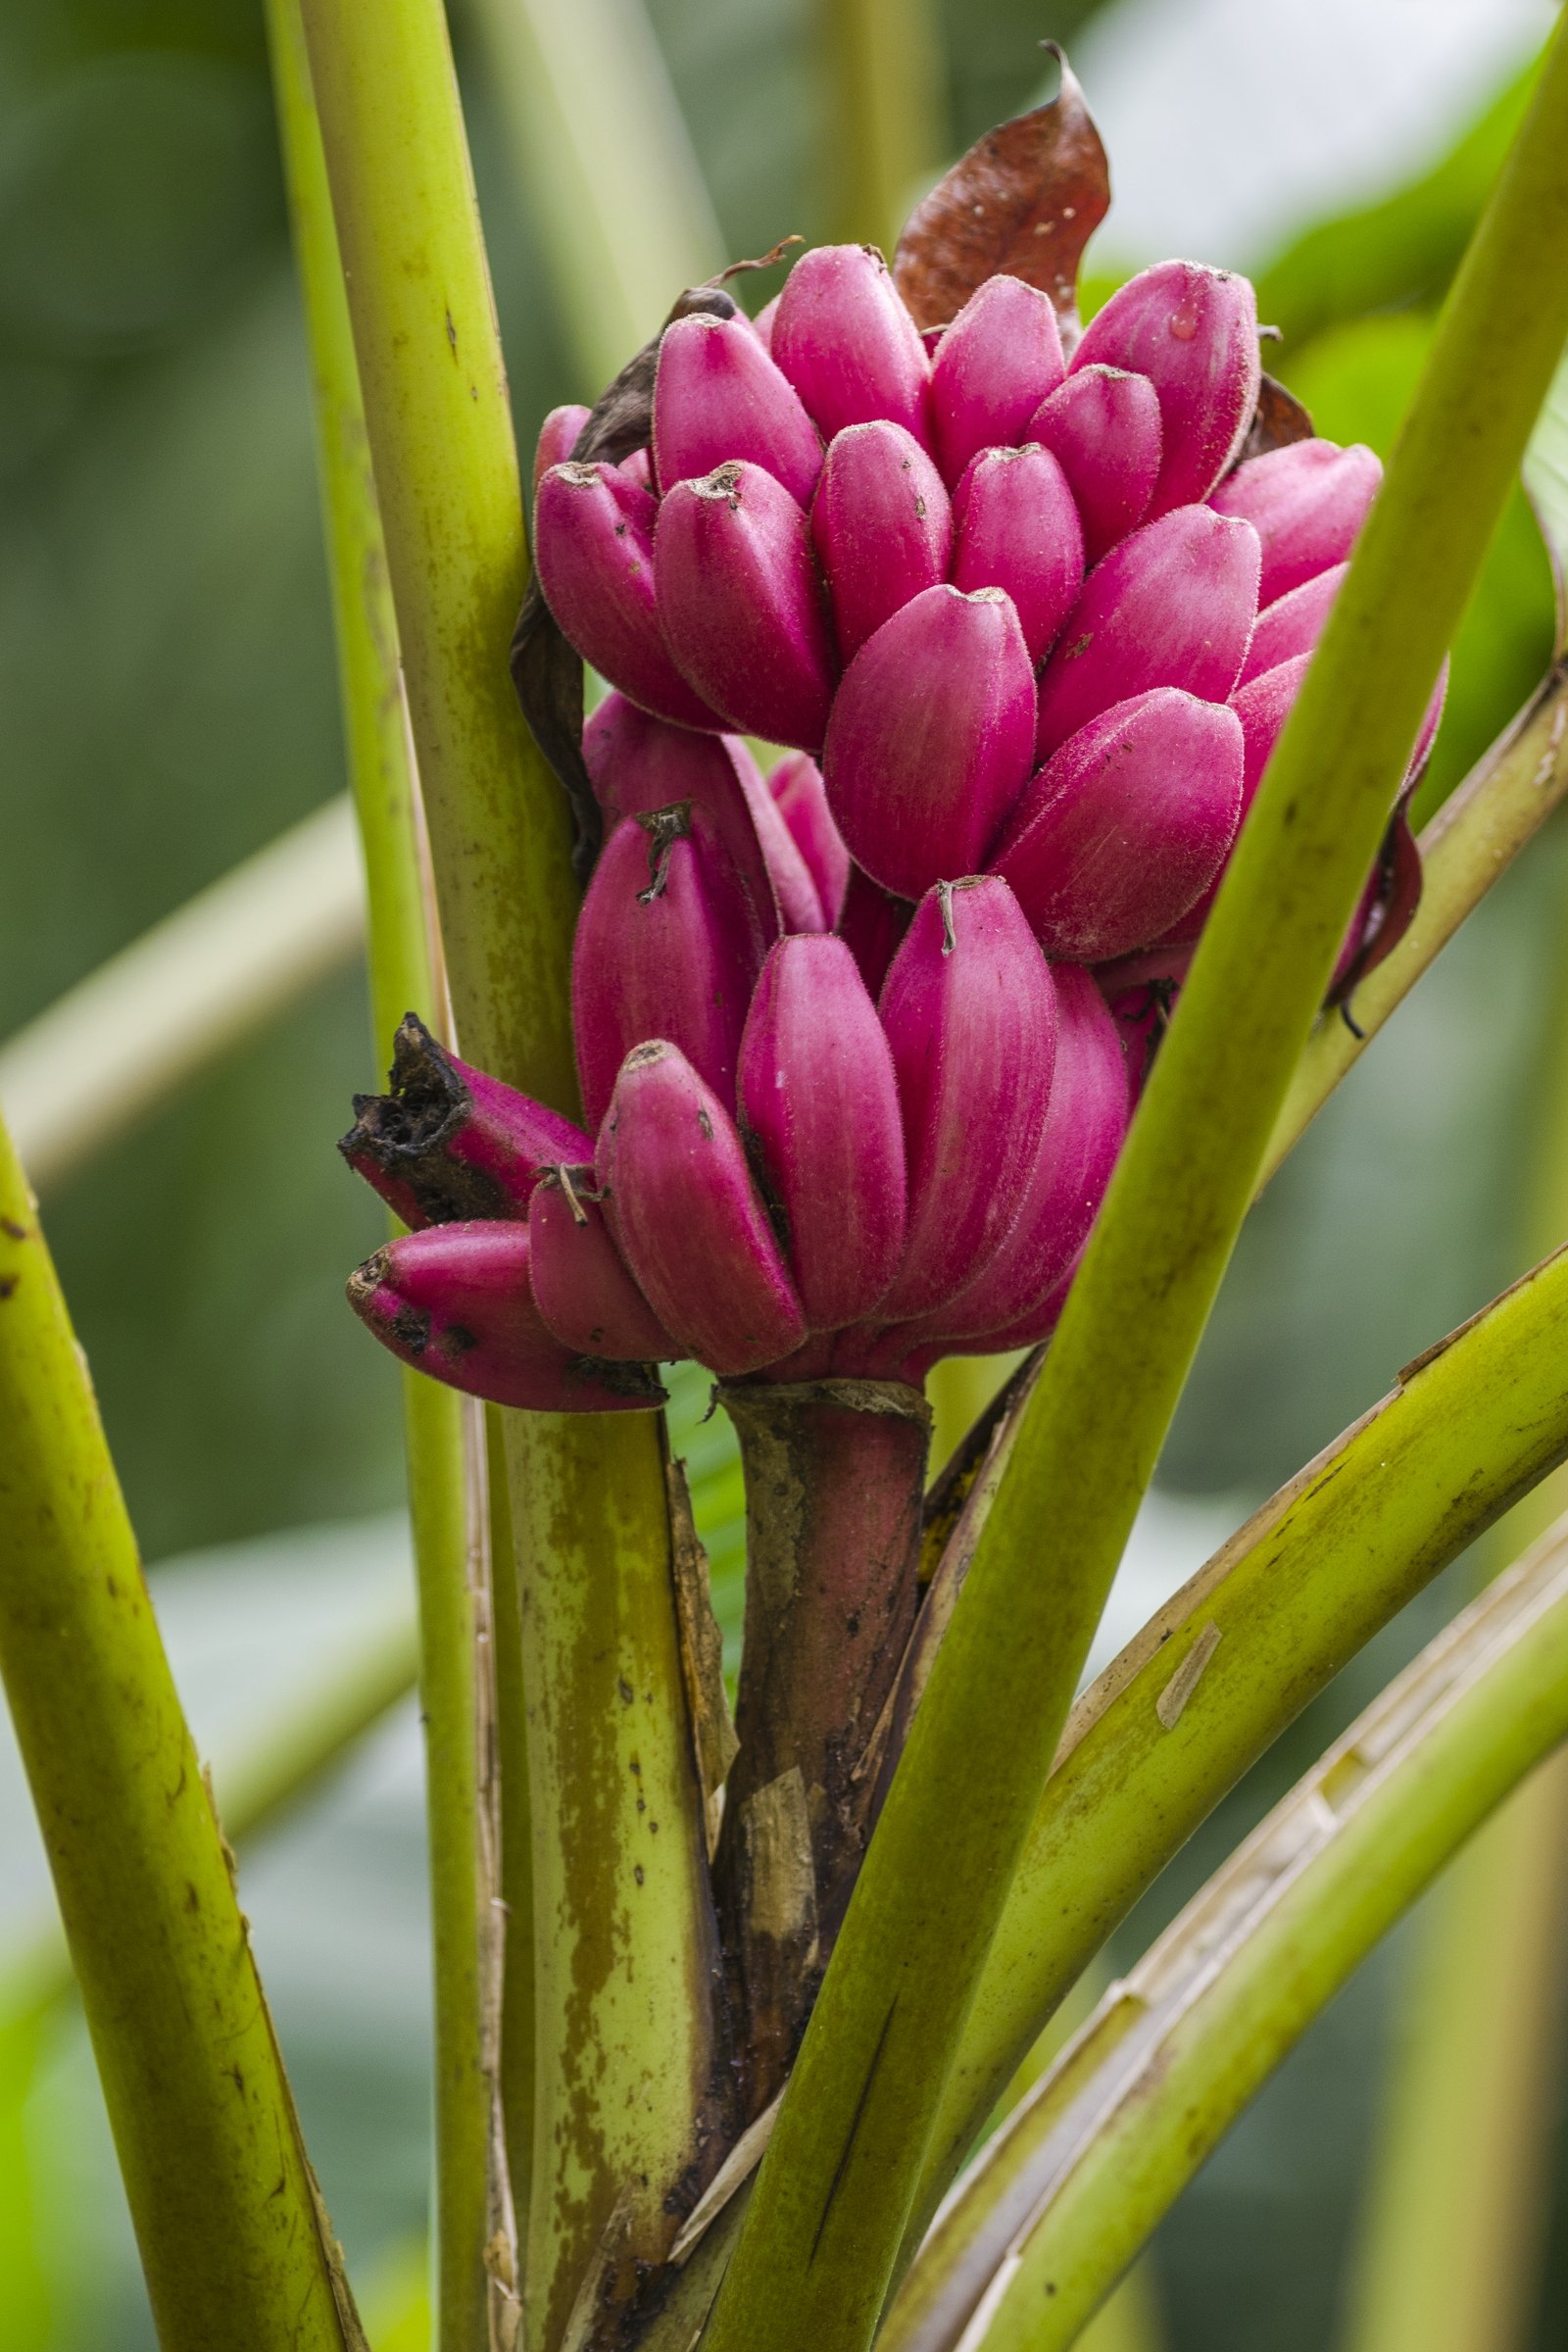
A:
[
  {"left": 487, "top": 1404, "right": 536, "bottom": 2252},
  {"left": 0, "top": 1127, "right": 360, "bottom": 2352},
  {"left": 295, "top": 15, "right": 710, "bottom": 2341},
  {"left": 298, "top": 0, "right": 573, "bottom": 1102},
  {"left": 880, "top": 1509, "right": 1568, "bottom": 2352},
  {"left": 705, "top": 29, "right": 1568, "bottom": 2348},
  {"left": 265, "top": 9, "right": 500, "bottom": 2340},
  {"left": 501, "top": 1411, "right": 722, "bottom": 2351}
]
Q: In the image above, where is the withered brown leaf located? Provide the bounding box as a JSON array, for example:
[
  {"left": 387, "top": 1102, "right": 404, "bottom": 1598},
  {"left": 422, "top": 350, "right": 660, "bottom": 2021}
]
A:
[
  {"left": 893, "top": 45, "right": 1109, "bottom": 337},
  {"left": 1239, "top": 371, "right": 1316, "bottom": 465}
]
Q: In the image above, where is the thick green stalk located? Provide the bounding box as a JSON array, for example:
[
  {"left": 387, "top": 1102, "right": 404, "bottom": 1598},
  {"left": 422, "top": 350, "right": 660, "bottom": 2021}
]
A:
[
  {"left": 1338, "top": 887, "right": 1568, "bottom": 2352},
  {"left": 880, "top": 1512, "right": 1568, "bottom": 2352},
  {"left": 297, "top": 15, "right": 710, "bottom": 2343},
  {"left": 0, "top": 1123, "right": 358, "bottom": 2352},
  {"left": 818, "top": 0, "right": 944, "bottom": 251},
  {"left": 299, "top": 0, "right": 573, "bottom": 1100},
  {"left": 501, "top": 1410, "right": 720, "bottom": 2351},
  {"left": 707, "top": 25, "right": 1568, "bottom": 2350},
  {"left": 465, "top": 0, "right": 723, "bottom": 393},
  {"left": 266, "top": 9, "right": 499, "bottom": 2339},
  {"left": 487, "top": 1405, "right": 536, "bottom": 2250}
]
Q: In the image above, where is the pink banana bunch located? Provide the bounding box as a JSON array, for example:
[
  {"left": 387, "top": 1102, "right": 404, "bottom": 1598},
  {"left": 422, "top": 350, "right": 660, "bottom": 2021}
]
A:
[
  {"left": 344, "top": 747, "right": 1131, "bottom": 1406},
  {"left": 345, "top": 239, "right": 1445, "bottom": 1413},
  {"left": 532, "top": 252, "right": 1429, "bottom": 971}
]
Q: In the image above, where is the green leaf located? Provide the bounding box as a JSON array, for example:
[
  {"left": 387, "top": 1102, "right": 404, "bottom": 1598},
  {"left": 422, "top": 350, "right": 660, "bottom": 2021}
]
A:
[{"left": 880, "top": 1506, "right": 1568, "bottom": 2352}]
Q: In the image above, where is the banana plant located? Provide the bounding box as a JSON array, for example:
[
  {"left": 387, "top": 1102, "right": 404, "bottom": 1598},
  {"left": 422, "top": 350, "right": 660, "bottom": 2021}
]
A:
[{"left": 5, "top": 10, "right": 1568, "bottom": 2352}]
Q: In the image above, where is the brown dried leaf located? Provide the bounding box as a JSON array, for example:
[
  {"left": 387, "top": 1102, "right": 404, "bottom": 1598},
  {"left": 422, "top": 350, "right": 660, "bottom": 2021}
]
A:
[
  {"left": 509, "top": 286, "right": 742, "bottom": 882},
  {"left": 893, "top": 46, "right": 1108, "bottom": 335},
  {"left": 666, "top": 1453, "right": 739, "bottom": 1856},
  {"left": 1239, "top": 371, "right": 1316, "bottom": 465}
]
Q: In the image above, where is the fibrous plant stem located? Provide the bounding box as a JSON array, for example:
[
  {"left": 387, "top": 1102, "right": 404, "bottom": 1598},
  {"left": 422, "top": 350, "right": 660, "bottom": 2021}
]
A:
[
  {"left": 715, "top": 1379, "right": 932, "bottom": 2112},
  {"left": 0, "top": 1120, "right": 361, "bottom": 2352},
  {"left": 707, "top": 24, "right": 1568, "bottom": 2352},
  {"left": 266, "top": 6, "right": 497, "bottom": 2335}
]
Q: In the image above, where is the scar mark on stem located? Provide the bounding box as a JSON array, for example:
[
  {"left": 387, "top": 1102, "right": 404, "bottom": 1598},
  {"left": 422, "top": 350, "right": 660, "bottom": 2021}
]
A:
[
  {"left": 1156, "top": 1623, "right": 1222, "bottom": 1730},
  {"left": 809, "top": 1993, "right": 900, "bottom": 2262}
]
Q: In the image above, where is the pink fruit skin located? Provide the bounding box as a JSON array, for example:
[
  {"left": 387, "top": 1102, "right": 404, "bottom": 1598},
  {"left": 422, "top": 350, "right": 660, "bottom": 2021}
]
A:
[
  {"left": 1027, "top": 366, "right": 1163, "bottom": 564},
  {"left": 527, "top": 1173, "right": 675, "bottom": 1359},
  {"left": 619, "top": 446, "right": 655, "bottom": 493},
  {"left": 571, "top": 808, "right": 762, "bottom": 1127},
  {"left": 993, "top": 689, "right": 1245, "bottom": 962},
  {"left": 654, "top": 462, "right": 837, "bottom": 752},
  {"left": 581, "top": 694, "right": 819, "bottom": 936},
  {"left": 929, "top": 274, "right": 1066, "bottom": 487},
  {"left": 837, "top": 861, "right": 913, "bottom": 997},
  {"left": 1237, "top": 563, "right": 1347, "bottom": 687},
  {"left": 347, "top": 1222, "right": 659, "bottom": 1411},
  {"left": 1071, "top": 261, "right": 1260, "bottom": 517},
  {"left": 1150, "top": 655, "right": 1307, "bottom": 952},
  {"left": 534, "top": 403, "right": 590, "bottom": 488},
  {"left": 952, "top": 443, "right": 1085, "bottom": 662},
  {"left": 1209, "top": 439, "right": 1381, "bottom": 607},
  {"left": 597, "top": 1041, "right": 807, "bottom": 1375},
  {"left": 770, "top": 244, "right": 932, "bottom": 448},
  {"left": 810, "top": 419, "right": 953, "bottom": 662},
  {"left": 752, "top": 293, "right": 780, "bottom": 352},
  {"left": 653, "top": 312, "right": 824, "bottom": 507},
  {"left": 874, "top": 877, "right": 1059, "bottom": 1320},
  {"left": 534, "top": 463, "right": 724, "bottom": 730},
  {"left": 769, "top": 753, "right": 851, "bottom": 928},
  {"left": 1032, "top": 507, "right": 1260, "bottom": 762},
  {"left": 823, "top": 584, "right": 1038, "bottom": 901},
  {"left": 738, "top": 935, "right": 907, "bottom": 1327},
  {"left": 909, "top": 962, "right": 1129, "bottom": 1347}
]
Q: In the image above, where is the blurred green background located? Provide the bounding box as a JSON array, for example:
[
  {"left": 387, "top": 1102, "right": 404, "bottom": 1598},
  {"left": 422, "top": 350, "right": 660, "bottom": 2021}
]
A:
[{"left": 0, "top": 0, "right": 1565, "bottom": 2344}]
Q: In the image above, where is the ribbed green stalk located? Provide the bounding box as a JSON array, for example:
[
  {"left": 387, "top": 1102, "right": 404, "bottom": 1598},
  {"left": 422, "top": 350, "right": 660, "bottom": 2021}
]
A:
[
  {"left": 881, "top": 1511, "right": 1568, "bottom": 2352},
  {"left": 706, "top": 26, "right": 1568, "bottom": 2351},
  {"left": 0, "top": 1124, "right": 358, "bottom": 2352},
  {"left": 1339, "top": 873, "right": 1568, "bottom": 2352},
  {"left": 296, "top": 14, "right": 711, "bottom": 2342},
  {"left": 266, "top": 9, "right": 497, "bottom": 2339}
]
